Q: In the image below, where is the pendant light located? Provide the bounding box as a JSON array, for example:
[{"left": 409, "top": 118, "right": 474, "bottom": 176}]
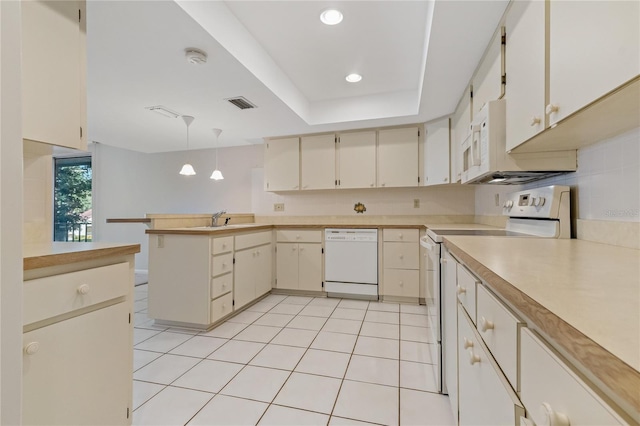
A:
[
  {"left": 210, "top": 128, "right": 224, "bottom": 180},
  {"left": 179, "top": 115, "right": 196, "bottom": 176}
]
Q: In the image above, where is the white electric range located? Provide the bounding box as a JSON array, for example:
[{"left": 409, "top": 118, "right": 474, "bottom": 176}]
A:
[{"left": 420, "top": 185, "right": 571, "bottom": 394}]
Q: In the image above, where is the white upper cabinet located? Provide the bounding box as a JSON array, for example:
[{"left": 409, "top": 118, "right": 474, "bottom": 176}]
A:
[
  {"left": 472, "top": 28, "right": 505, "bottom": 116},
  {"left": 301, "top": 134, "right": 336, "bottom": 190},
  {"left": 22, "top": 0, "right": 86, "bottom": 150},
  {"left": 337, "top": 131, "right": 377, "bottom": 189},
  {"left": 548, "top": 0, "right": 640, "bottom": 125},
  {"left": 451, "top": 87, "right": 472, "bottom": 183},
  {"left": 424, "top": 118, "right": 450, "bottom": 186},
  {"left": 264, "top": 137, "right": 300, "bottom": 191},
  {"left": 377, "top": 127, "right": 419, "bottom": 188},
  {"left": 504, "top": 0, "right": 545, "bottom": 151}
]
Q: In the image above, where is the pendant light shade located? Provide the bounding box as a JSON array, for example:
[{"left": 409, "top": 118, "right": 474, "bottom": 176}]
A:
[
  {"left": 210, "top": 128, "right": 224, "bottom": 180},
  {"left": 179, "top": 115, "right": 196, "bottom": 176}
]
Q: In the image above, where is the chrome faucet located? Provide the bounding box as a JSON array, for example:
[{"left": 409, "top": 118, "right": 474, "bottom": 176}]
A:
[{"left": 211, "top": 210, "right": 226, "bottom": 227}]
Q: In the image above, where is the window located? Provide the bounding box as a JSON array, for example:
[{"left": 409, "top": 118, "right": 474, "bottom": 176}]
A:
[{"left": 53, "top": 156, "right": 92, "bottom": 241}]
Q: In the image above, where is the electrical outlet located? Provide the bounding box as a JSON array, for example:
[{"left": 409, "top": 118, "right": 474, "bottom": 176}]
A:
[
  {"left": 413, "top": 199, "right": 420, "bottom": 208},
  {"left": 495, "top": 193, "right": 500, "bottom": 207},
  {"left": 157, "top": 235, "right": 164, "bottom": 248},
  {"left": 274, "top": 203, "right": 285, "bottom": 212}
]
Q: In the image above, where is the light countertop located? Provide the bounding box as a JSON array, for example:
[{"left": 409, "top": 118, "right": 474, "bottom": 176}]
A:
[
  {"left": 24, "top": 242, "right": 141, "bottom": 270},
  {"left": 443, "top": 236, "right": 640, "bottom": 415},
  {"left": 145, "top": 223, "right": 427, "bottom": 235}
]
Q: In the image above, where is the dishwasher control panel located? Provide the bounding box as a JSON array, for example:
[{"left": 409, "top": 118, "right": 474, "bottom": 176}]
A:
[{"left": 325, "top": 229, "right": 378, "bottom": 242}]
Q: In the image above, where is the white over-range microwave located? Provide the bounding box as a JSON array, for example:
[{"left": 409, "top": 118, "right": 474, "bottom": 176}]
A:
[{"left": 461, "top": 99, "right": 576, "bottom": 184}]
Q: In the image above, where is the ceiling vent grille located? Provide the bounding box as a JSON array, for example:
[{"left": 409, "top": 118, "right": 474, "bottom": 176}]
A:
[{"left": 226, "top": 96, "right": 257, "bottom": 110}]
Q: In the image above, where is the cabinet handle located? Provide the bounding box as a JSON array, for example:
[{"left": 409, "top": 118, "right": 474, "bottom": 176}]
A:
[
  {"left": 463, "top": 337, "right": 474, "bottom": 349},
  {"left": 545, "top": 104, "right": 559, "bottom": 115},
  {"left": 299, "top": 247, "right": 304, "bottom": 251},
  {"left": 370, "top": 183, "right": 374, "bottom": 187},
  {"left": 443, "top": 177, "right": 448, "bottom": 182},
  {"left": 77, "top": 284, "right": 90, "bottom": 295},
  {"left": 24, "top": 342, "right": 39, "bottom": 355},
  {"left": 399, "top": 254, "right": 404, "bottom": 260},
  {"left": 302, "top": 185, "right": 309, "bottom": 189},
  {"left": 530, "top": 116, "right": 541, "bottom": 126},
  {"left": 381, "top": 183, "right": 386, "bottom": 187},
  {"left": 293, "top": 185, "right": 299, "bottom": 189},
  {"left": 480, "top": 316, "right": 494, "bottom": 332},
  {"left": 398, "top": 233, "right": 403, "bottom": 239},
  {"left": 540, "top": 402, "right": 570, "bottom": 426},
  {"left": 468, "top": 349, "right": 481, "bottom": 365},
  {"left": 456, "top": 285, "right": 466, "bottom": 295},
  {"left": 399, "top": 281, "right": 404, "bottom": 287},
  {"left": 296, "top": 234, "right": 300, "bottom": 239},
  {"left": 441, "top": 258, "right": 448, "bottom": 264}
]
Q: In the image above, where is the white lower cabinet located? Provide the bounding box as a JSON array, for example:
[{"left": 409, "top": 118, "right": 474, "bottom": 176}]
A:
[
  {"left": 381, "top": 229, "right": 420, "bottom": 301},
  {"left": 520, "top": 328, "right": 626, "bottom": 426},
  {"left": 441, "top": 248, "right": 459, "bottom": 424},
  {"left": 457, "top": 305, "right": 524, "bottom": 425},
  {"left": 23, "top": 302, "right": 131, "bottom": 425},
  {"left": 234, "top": 234, "right": 273, "bottom": 310},
  {"left": 275, "top": 230, "right": 323, "bottom": 292}
]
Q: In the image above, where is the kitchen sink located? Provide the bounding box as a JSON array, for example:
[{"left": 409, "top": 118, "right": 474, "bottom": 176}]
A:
[{"left": 189, "top": 224, "right": 260, "bottom": 230}]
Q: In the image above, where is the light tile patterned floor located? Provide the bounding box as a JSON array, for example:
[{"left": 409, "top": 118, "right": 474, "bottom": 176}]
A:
[{"left": 132, "top": 285, "right": 454, "bottom": 426}]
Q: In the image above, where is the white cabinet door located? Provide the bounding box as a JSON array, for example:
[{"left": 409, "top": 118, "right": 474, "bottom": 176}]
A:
[
  {"left": 276, "top": 243, "right": 299, "bottom": 290},
  {"left": 298, "top": 243, "right": 323, "bottom": 292},
  {"left": 301, "top": 134, "right": 335, "bottom": 190},
  {"left": 234, "top": 248, "right": 257, "bottom": 309},
  {"left": 472, "top": 29, "right": 504, "bottom": 116},
  {"left": 255, "top": 244, "right": 273, "bottom": 297},
  {"left": 424, "top": 118, "right": 451, "bottom": 186},
  {"left": 451, "top": 87, "right": 471, "bottom": 183},
  {"left": 264, "top": 137, "right": 300, "bottom": 191},
  {"left": 548, "top": 1, "right": 640, "bottom": 124},
  {"left": 22, "top": 0, "right": 86, "bottom": 150},
  {"left": 441, "top": 249, "right": 459, "bottom": 424},
  {"left": 457, "top": 305, "right": 524, "bottom": 426},
  {"left": 504, "top": 0, "right": 546, "bottom": 151},
  {"left": 337, "top": 131, "right": 377, "bottom": 189},
  {"left": 23, "top": 302, "right": 130, "bottom": 425},
  {"left": 378, "top": 127, "right": 419, "bottom": 188}
]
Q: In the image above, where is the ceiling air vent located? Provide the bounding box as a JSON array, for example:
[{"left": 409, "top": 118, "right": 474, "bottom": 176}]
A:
[{"left": 226, "top": 96, "right": 257, "bottom": 110}]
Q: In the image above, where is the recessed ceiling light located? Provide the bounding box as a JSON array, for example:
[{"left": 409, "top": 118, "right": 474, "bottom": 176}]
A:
[
  {"left": 320, "top": 9, "right": 343, "bottom": 25},
  {"left": 345, "top": 73, "right": 362, "bottom": 83}
]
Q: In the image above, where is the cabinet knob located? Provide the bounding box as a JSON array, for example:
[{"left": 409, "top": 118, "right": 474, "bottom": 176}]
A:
[
  {"left": 77, "top": 284, "right": 90, "bottom": 295},
  {"left": 540, "top": 403, "right": 570, "bottom": 426},
  {"left": 223, "top": 303, "right": 227, "bottom": 309},
  {"left": 302, "top": 185, "right": 309, "bottom": 189},
  {"left": 468, "top": 349, "right": 481, "bottom": 365},
  {"left": 222, "top": 283, "right": 227, "bottom": 288},
  {"left": 370, "top": 183, "right": 374, "bottom": 187},
  {"left": 443, "top": 177, "right": 448, "bottom": 182},
  {"left": 530, "top": 116, "right": 542, "bottom": 126},
  {"left": 222, "top": 262, "right": 228, "bottom": 268},
  {"left": 24, "top": 342, "right": 39, "bottom": 355},
  {"left": 398, "top": 233, "right": 403, "bottom": 239},
  {"left": 381, "top": 183, "right": 386, "bottom": 187},
  {"left": 292, "top": 246, "right": 297, "bottom": 251},
  {"left": 296, "top": 234, "right": 300, "bottom": 239},
  {"left": 480, "top": 317, "right": 494, "bottom": 332},
  {"left": 293, "top": 185, "right": 299, "bottom": 189},
  {"left": 441, "top": 258, "right": 448, "bottom": 264},
  {"left": 545, "top": 104, "right": 559, "bottom": 115},
  {"left": 399, "top": 254, "right": 404, "bottom": 259},
  {"left": 299, "top": 247, "right": 304, "bottom": 251},
  {"left": 463, "top": 337, "right": 474, "bottom": 349},
  {"left": 399, "top": 281, "right": 404, "bottom": 287},
  {"left": 222, "top": 243, "right": 226, "bottom": 249},
  {"left": 456, "top": 285, "right": 466, "bottom": 295}
]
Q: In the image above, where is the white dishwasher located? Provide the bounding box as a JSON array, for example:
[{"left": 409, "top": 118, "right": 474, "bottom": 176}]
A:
[{"left": 324, "top": 228, "right": 378, "bottom": 299}]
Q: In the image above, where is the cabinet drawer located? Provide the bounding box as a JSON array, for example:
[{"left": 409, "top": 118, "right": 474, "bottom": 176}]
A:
[
  {"left": 210, "top": 292, "right": 233, "bottom": 323},
  {"left": 520, "top": 328, "right": 625, "bottom": 426},
  {"left": 476, "top": 284, "right": 524, "bottom": 390},
  {"left": 212, "top": 236, "right": 234, "bottom": 255},
  {"left": 384, "top": 242, "right": 419, "bottom": 269},
  {"left": 458, "top": 305, "right": 524, "bottom": 425},
  {"left": 456, "top": 263, "right": 478, "bottom": 324},
  {"left": 235, "top": 231, "right": 272, "bottom": 250},
  {"left": 23, "top": 262, "right": 129, "bottom": 326},
  {"left": 383, "top": 228, "right": 419, "bottom": 242},
  {"left": 276, "top": 229, "right": 322, "bottom": 243},
  {"left": 212, "top": 253, "right": 234, "bottom": 277},
  {"left": 211, "top": 273, "right": 233, "bottom": 299},
  {"left": 383, "top": 268, "right": 419, "bottom": 298}
]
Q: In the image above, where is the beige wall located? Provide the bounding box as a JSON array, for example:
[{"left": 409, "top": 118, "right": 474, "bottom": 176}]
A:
[{"left": 23, "top": 141, "right": 53, "bottom": 244}]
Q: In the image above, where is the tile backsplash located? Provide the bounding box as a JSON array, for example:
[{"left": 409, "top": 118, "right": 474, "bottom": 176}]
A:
[
  {"left": 23, "top": 141, "right": 53, "bottom": 244},
  {"left": 476, "top": 127, "right": 640, "bottom": 223}
]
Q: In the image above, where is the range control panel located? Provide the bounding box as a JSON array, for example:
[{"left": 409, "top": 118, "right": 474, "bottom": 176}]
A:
[{"left": 502, "top": 185, "right": 570, "bottom": 219}]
